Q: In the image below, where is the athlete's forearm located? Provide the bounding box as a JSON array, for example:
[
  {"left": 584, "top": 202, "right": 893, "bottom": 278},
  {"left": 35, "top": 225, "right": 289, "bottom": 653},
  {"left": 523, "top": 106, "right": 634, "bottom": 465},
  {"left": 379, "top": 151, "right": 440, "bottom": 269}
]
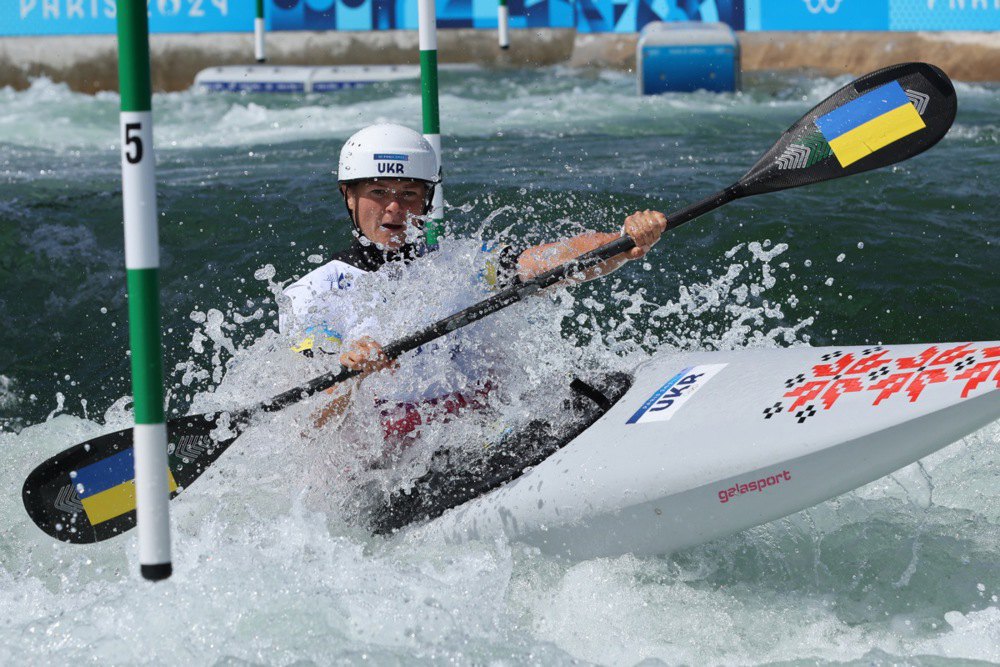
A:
[
  {"left": 312, "top": 382, "right": 356, "bottom": 429},
  {"left": 516, "top": 231, "right": 631, "bottom": 283}
]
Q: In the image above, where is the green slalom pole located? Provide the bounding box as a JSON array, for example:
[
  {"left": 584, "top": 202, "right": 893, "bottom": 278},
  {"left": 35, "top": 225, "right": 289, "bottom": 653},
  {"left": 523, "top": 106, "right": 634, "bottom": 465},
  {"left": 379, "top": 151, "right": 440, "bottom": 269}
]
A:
[
  {"left": 498, "top": 0, "right": 510, "bottom": 50},
  {"left": 116, "top": 0, "right": 172, "bottom": 582},
  {"left": 418, "top": 0, "right": 443, "bottom": 247},
  {"left": 255, "top": 0, "right": 267, "bottom": 63}
]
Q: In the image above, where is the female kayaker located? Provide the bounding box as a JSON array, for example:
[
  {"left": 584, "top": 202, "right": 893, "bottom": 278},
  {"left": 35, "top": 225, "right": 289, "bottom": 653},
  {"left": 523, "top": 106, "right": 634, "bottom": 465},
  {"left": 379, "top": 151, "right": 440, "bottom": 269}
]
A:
[{"left": 279, "top": 123, "right": 666, "bottom": 454}]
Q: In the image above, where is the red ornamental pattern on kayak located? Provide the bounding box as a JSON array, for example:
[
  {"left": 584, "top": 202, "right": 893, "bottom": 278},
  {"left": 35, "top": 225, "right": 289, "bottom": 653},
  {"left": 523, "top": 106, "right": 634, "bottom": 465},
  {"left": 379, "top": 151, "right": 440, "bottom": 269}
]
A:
[{"left": 763, "top": 343, "right": 1000, "bottom": 423}]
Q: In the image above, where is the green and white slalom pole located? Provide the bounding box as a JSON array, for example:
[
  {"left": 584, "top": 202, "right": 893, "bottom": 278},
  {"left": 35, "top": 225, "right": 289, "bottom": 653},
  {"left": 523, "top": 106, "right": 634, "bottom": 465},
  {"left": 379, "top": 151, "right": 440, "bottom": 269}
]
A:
[
  {"left": 498, "top": 0, "right": 510, "bottom": 50},
  {"left": 254, "top": 0, "right": 267, "bottom": 63},
  {"left": 418, "top": 0, "right": 443, "bottom": 247},
  {"left": 117, "top": 0, "right": 172, "bottom": 582}
]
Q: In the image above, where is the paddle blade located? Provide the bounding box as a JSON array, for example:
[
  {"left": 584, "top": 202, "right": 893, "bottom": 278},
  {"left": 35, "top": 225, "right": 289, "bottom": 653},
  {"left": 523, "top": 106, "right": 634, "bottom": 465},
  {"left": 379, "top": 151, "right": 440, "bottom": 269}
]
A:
[
  {"left": 738, "top": 62, "right": 956, "bottom": 196},
  {"left": 22, "top": 410, "right": 247, "bottom": 544}
]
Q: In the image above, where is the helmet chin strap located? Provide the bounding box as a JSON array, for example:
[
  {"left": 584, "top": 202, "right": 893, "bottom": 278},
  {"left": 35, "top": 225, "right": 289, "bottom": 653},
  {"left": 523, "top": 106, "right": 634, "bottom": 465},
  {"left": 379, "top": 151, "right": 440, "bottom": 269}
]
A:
[
  {"left": 423, "top": 183, "right": 436, "bottom": 218},
  {"left": 340, "top": 185, "right": 363, "bottom": 236}
]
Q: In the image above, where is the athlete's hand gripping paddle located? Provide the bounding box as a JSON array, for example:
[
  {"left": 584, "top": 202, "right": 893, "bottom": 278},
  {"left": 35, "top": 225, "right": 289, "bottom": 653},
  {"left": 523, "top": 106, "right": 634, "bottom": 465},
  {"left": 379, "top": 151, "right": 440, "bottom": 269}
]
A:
[{"left": 23, "top": 62, "right": 957, "bottom": 544}]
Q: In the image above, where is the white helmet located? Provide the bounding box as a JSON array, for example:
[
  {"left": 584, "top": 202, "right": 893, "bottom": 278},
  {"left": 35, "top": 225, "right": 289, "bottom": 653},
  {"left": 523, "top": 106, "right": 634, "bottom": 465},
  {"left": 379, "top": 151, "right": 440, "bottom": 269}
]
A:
[{"left": 337, "top": 123, "right": 440, "bottom": 186}]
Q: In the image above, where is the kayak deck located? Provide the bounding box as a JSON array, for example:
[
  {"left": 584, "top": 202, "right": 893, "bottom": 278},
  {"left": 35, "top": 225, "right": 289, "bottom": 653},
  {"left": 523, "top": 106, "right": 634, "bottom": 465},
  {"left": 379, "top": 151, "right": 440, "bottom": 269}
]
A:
[{"left": 405, "top": 342, "right": 1000, "bottom": 559}]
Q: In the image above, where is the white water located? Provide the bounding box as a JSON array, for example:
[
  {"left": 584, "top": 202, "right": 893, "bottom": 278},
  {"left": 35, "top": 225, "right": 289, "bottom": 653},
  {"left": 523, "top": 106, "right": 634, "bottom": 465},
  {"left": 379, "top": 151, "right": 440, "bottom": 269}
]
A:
[
  {"left": 2, "top": 238, "right": 998, "bottom": 664},
  {"left": 3, "top": 74, "right": 995, "bottom": 155},
  {"left": 2, "top": 71, "right": 998, "bottom": 664},
  {"left": 3, "top": 72, "right": 762, "bottom": 151}
]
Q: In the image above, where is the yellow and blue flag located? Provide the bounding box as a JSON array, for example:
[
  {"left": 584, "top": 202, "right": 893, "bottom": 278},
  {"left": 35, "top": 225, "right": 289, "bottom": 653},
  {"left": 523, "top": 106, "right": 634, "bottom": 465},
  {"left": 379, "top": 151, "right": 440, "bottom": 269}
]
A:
[
  {"left": 815, "top": 81, "right": 925, "bottom": 168},
  {"left": 74, "top": 449, "right": 177, "bottom": 525},
  {"left": 292, "top": 324, "right": 343, "bottom": 354}
]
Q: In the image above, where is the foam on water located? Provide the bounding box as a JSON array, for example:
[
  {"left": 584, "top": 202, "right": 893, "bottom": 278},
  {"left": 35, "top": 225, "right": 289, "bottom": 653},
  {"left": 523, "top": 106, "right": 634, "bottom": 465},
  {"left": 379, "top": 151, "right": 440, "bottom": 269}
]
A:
[
  {"left": 0, "top": 70, "right": 850, "bottom": 153},
  {"left": 3, "top": 231, "right": 998, "bottom": 664},
  {"left": 3, "top": 412, "right": 997, "bottom": 663},
  {"left": 0, "top": 375, "right": 16, "bottom": 409}
]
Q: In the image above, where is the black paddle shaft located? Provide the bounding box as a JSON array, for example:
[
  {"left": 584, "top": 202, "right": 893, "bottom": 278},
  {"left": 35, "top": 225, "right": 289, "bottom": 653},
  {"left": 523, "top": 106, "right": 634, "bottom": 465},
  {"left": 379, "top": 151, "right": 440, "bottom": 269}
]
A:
[{"left": 261, "top": 232, "right": 643, "bottom": 412}]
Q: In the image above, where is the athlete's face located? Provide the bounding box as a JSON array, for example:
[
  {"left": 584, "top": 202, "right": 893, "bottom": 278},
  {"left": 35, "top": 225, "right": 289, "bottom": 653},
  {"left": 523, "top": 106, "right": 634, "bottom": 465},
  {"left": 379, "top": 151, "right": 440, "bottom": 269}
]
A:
[{"left": 343, "top": 179, "right": 428, "bottom": 250}]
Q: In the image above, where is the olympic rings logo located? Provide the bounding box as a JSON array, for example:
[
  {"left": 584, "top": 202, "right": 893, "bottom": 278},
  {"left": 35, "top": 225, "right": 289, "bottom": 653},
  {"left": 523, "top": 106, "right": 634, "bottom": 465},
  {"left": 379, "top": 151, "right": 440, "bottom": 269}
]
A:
[
  {"left": 802, "top": 0, "right": 843, "bottom": 13},
  {"left": 157, "top": 0, "right": 181, "bottom": 15}
]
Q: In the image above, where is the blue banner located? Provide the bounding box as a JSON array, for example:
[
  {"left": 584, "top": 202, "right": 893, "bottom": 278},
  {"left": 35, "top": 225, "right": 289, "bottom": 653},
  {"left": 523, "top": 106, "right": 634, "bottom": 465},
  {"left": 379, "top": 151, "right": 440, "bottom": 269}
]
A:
[
  {"left": 745, "top": 0, "right": 889, "bottom": 31},
  {"left": 5, "top": 0, "right": 254, "bottom": 36},
  {"left": 5, "top": 0, "right": 995, "bottom": 35},
  {"left": 269, "top": 0, "right": 577, "bottom": 30},
  {"left": 269, "top": 0, "right": 738, "bottom": 31},
  {"left": 571, "top": 0, "right": 744, "bottom": 33},
  {"left": 890, "top": 0, "right": 1000, "bottom": 30},
  {"left": 745, "top": 0, "right": 1000, "bottom": 31}
]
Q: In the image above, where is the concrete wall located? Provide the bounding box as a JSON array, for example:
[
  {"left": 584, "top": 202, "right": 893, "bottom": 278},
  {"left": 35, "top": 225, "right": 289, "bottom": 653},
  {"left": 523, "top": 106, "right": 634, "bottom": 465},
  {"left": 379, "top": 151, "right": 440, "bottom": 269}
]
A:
[{"left": 1, "top": 29, "right": 997, "bottom": 94}]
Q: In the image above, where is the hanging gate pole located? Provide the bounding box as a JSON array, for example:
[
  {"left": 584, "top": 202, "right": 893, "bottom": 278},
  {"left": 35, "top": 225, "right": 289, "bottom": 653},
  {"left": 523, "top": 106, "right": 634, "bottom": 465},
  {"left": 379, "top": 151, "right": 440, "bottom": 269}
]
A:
[
  {"left": 255, "top": 0, "right": 267, "bottom": 63},
  {"left": 498, "top": 0, "right": 510, "bottom": 50},
  {"left": 418, "top": 0, "right": 443, "bottom": 247},
  {"left": 116, "top": 0, "right": 172, "bottom": 582}
]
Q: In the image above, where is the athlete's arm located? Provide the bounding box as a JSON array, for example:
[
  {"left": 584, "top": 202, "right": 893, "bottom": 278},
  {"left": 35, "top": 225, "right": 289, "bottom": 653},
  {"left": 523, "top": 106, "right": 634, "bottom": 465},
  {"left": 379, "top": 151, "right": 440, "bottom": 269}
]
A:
[
  {"left": 312, "top": 336, "right": 394, "bottom": 429},
  {"left": 313, "top": 382, "right": 355, "bottom": 429},
  {"left": 516, "top": 210, "right": 667, "bottom": 283}
]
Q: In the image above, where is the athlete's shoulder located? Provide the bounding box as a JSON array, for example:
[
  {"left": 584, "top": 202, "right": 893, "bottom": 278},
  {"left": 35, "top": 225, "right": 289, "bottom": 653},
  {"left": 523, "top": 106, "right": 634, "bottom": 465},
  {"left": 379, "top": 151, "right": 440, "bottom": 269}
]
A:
[
  {"left": 284, "top": 254, "right": 368, "bottom": 297},
  {"left": 432, "top": 237, "right": 522, "bottom": 290},
  {"left": 434, "top": 237, "right": 516, "bottom": 258}
]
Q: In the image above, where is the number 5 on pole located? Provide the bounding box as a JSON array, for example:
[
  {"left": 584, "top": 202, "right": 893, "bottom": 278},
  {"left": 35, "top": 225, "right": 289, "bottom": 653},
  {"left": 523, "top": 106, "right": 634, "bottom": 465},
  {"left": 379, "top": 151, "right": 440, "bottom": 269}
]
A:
[
  {"left": 124, "top": 122, "right": 144, "bottom": 164},
  {"left": 117, "top": 0, "right": 172, "bottom": 581}
]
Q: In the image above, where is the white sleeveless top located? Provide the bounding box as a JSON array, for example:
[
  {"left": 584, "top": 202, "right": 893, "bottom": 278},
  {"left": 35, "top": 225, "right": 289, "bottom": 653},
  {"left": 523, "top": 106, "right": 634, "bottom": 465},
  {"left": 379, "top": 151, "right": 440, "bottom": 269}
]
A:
[{"left": 279, "top": 238, "right": 517, "bottom": 402}]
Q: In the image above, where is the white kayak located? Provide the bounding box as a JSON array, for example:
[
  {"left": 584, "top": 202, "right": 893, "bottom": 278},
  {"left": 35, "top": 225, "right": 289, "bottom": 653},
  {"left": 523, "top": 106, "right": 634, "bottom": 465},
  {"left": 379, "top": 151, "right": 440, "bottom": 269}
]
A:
[{"left": 404, "top": 341, "right": 1000, "bottom": 559}]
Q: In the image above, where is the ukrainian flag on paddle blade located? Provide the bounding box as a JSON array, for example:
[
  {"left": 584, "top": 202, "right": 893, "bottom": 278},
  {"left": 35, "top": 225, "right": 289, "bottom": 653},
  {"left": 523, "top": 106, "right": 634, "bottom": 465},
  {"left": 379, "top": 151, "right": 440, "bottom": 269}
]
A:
[
  {"left": 815, "top": 81, "right": 926, "bottom": 168},
  {"left": 74, "top": 449, "right": 177, "bottom": 525}
]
